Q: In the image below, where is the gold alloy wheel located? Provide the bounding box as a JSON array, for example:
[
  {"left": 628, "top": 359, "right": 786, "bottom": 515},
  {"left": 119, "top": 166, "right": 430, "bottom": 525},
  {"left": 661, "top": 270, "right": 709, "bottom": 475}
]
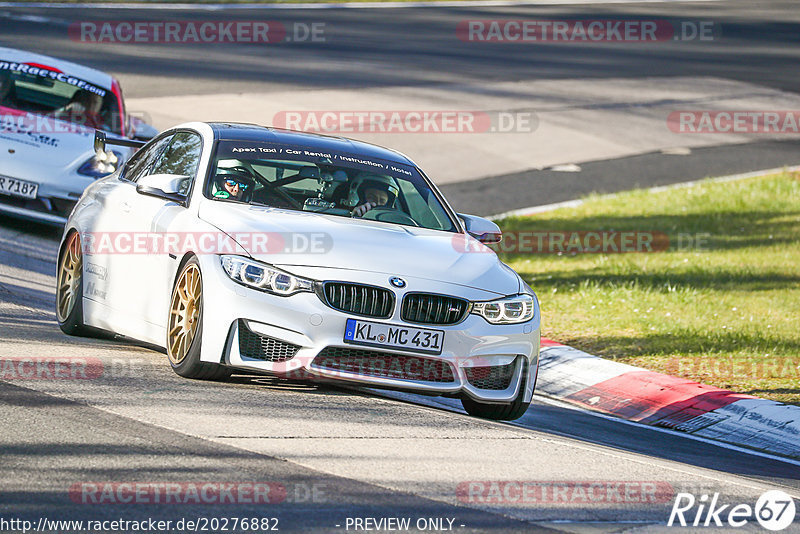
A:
[
  {"left": 56, "top": 232, "right": 82, "bottom": 322},
  {"left": 168, "top": 263, "right": 202, "bottom": 365}
]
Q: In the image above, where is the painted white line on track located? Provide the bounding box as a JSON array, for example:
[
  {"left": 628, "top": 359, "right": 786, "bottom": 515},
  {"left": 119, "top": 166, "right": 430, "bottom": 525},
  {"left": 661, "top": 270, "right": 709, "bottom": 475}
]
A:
[
  {"left": 1, "top": 13, "right": 52, "bottom": 21},
  {"left": 489, "top": 164, "right": 800, "bottom": 220},
  {"left": 36, "top": 379, "right": 775, "bottom": 520},
  {"left": 365, "top": 386, "right": 800, "bottom": 477},
  {"left": 546, "top": 520, "right": 654, "bottom": 524},
  {"left": 0, "top": 0, "right": 723, "bottom": 9},
  {"left": 0, "top": 11, "right": 68, "bottom": 24},
  {"left": 365, "top": 395, "right": 791, "bottom": 497},
  {"left": 532, "top": 395, "right": 800, "bottom": 474}
]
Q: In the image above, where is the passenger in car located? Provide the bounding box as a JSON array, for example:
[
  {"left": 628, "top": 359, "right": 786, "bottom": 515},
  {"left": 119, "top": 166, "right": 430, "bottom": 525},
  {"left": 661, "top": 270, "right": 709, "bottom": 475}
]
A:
[
  {"left": 0, "top": 71, "right": 21, "bottom": 109},
  {"left": 53, "top": 89, "right": 104, "bottom": 128}
]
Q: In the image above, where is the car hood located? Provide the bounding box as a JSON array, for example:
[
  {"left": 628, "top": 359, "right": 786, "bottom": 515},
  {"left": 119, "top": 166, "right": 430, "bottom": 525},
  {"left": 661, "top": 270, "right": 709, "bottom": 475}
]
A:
[
  {"left": 0, "top": 108, "right": 96, "bottom": 171},
  {"left": 198, "top": 202, "right": 521, "bottom": 296}
]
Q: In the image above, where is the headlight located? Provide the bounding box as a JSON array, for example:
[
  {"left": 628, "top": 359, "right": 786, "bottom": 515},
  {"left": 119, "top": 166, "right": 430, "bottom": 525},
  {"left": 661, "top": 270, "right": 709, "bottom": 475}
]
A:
[
  {"left": 78, "top": 150, "right": 122, "bottom": 178},
  {"left": 471, "top": 294, "right": 535, "bottom": 324},
  {"left": 220, "top": 255, "right": 314, "bottom": 296}
]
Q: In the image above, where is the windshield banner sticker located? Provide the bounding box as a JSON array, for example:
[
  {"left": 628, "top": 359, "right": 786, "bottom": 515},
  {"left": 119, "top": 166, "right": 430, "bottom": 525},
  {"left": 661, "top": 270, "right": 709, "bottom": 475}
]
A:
[
  {"left": 0, "top": 60, "right": 107, "bottom": 97},
  {"left": 222, "top": 144, "right": 405, "bottom": 175}
]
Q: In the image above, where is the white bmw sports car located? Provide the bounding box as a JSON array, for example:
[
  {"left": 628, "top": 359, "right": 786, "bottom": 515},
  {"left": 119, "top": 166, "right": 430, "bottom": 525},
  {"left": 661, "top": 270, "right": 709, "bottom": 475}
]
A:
[
  {"left": 0, "top": 47, "right": 156, "bottom": 225},
  {"left": 56, "top": 122, "right": 541, "bottom": 420}
]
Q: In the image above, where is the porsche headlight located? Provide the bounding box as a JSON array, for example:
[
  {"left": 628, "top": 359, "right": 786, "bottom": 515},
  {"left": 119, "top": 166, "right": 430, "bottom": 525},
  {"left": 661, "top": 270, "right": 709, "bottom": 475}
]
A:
[
  {"left": 221, "top": 255, "right": 314, "bottom": 296},
  {"left": 472, "top": 294, "right": 535, "bottom": 324},
  {"left": 78, "top": 150, "right": 122, "bottom": 178}
]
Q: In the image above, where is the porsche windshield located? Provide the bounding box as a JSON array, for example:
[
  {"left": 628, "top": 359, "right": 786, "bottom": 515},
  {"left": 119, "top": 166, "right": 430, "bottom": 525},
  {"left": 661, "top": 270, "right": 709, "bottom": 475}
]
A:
[
  {"left": 207, "top": 141, "right": 457, "bottom": 232},
  {"left": 0, "top": 62, "right": 122, "bottom": 134}
]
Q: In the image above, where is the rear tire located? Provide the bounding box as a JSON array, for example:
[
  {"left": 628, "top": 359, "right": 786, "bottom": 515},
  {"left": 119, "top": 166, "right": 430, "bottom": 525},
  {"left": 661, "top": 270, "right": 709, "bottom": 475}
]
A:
[
  {"left": 56, "top": 231, "right": 91, "bottom": 336},
  {"left": 461, "top": 360, "right": 531, "bottom": 421},
  {"left": 167, "top": 257, "right": 231, "bottom": 381}
]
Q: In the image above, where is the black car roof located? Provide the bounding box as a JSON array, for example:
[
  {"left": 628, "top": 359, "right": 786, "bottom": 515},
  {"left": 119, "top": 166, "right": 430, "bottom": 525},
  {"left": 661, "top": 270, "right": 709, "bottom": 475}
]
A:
[{"left": 209, "top": 123, "right": 416, "bottom": 166}]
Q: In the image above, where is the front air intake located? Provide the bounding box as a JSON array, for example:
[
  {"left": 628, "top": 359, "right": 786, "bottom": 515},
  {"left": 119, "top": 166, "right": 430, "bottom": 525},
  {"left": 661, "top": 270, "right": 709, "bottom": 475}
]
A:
[
  {"left": 313, "top": 346, "right": 456, "bottom": 383},
  {"left": 464, "top": 359, "right": 518, "bottom": 390},
  {"left": 238, "top": 320, "right": 300, "bottom": 362}
]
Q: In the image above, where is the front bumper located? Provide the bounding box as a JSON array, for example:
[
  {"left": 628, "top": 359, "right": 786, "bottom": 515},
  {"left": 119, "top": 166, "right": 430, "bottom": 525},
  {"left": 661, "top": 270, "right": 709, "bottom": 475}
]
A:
[
  {"left": 198, "top": 255, "right": 541, "bottom": 403},
  {"left": 0, "top": 173, "right": 93, "bottom": 226},
  {"left": 0, "top": 196, "right": 72, "bottom": 225}
]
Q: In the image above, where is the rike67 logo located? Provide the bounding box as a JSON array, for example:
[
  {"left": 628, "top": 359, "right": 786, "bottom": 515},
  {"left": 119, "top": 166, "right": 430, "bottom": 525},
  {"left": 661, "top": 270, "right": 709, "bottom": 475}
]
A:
[{"left": 668, "top": 490, "right": 796, "bottom": 531}]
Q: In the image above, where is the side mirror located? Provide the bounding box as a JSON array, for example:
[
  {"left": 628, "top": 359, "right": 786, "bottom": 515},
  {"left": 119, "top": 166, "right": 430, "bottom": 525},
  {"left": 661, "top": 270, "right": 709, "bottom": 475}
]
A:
[
  {"left": 128, "top": 115, "right": 159, "bottom": 141},
  {"left": 136, "top": 173, "right": 190, "bottom": 204},
  {"left": 458, "top": 213, "right": 502, "bottom": 244}
]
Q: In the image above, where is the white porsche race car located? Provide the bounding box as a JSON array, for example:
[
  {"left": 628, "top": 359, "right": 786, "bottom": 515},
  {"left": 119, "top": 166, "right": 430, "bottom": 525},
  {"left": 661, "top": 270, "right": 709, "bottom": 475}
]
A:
[
  {"left": 0, "top": 47, "right": 156, "bottom": 225},
  {"left": 56, "top": 122, "right": 541, "bottom": 420}
]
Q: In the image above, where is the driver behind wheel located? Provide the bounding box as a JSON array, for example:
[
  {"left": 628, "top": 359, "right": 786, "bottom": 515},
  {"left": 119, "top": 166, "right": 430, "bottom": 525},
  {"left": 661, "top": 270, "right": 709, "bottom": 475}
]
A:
[
  {"left": 0, "top": 70, "right": 20, "bottom": 109},
  {"left": 211, "top": 168, "right": 255, "bottom": 202},
  {"left": 348, "top": 173, "right": 399, "bottom": 217}
]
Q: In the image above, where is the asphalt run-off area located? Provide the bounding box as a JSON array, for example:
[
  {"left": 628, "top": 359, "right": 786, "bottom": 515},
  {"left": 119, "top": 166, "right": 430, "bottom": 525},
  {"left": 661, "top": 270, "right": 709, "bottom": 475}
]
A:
[{"left": 0, "top": 1, "right": 799, "bottom": 532}]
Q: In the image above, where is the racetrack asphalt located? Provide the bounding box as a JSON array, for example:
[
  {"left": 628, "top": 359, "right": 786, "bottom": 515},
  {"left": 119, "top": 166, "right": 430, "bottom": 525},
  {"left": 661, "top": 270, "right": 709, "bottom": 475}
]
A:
[
  {"left": 444, "top": 138, "right": 800, "bottom": 216},
  {"left": 2, "top": 0, "right": 800, "bottom": 203},
  {"left": 1, "top": 0, "right": 800, "bottom": 530},
  {"left": 0, "top": 197, "right": 798, "bottom": 532}
]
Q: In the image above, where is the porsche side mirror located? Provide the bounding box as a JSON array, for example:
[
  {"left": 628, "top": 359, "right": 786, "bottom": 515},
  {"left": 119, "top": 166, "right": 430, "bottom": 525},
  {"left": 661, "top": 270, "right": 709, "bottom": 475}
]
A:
[
  {"left": 128, "top": 115, "right": 159, "bottom": 142},
  {"left": 458, "top": 213, "right": 502, "bottom": 244}
]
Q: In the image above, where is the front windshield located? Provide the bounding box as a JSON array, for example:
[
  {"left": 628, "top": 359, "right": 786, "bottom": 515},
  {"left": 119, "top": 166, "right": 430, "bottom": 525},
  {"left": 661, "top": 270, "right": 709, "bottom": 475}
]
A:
[
  {"left": 0, "top": 61, "right": 122, "bottom": 134},
  {"left": 206, "top": 140, "right": 457, "bottom": 232}
]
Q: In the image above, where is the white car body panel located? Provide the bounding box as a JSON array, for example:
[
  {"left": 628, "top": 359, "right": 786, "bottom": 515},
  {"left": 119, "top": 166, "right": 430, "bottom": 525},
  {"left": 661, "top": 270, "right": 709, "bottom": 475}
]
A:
[
  {"left": 62, "top": 121, "right": 541, "bottom": 405},
  {"left": 197, "top": 202, "right": 521, "bottom": 297}
]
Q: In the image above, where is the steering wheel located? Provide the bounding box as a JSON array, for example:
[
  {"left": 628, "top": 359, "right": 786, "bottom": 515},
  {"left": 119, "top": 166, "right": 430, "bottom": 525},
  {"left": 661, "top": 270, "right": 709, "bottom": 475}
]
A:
[{"left": 356, "top": 207, "right": 419, "bottom": 226}]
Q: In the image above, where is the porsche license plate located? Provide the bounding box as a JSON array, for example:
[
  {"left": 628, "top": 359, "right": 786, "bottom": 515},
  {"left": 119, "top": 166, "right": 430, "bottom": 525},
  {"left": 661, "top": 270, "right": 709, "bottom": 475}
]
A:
[
  {"left": 344, "top": 318, "right": 444, "bottom": 355},
  {"left": 0, "top": 176, "right": 38, "bottom": 200}
]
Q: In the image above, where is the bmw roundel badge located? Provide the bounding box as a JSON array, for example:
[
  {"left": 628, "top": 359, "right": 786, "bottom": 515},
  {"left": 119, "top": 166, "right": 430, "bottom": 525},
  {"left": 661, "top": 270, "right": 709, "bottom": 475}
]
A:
[{"left": 389, "top": 277, "right": 407, "bottom": 288}]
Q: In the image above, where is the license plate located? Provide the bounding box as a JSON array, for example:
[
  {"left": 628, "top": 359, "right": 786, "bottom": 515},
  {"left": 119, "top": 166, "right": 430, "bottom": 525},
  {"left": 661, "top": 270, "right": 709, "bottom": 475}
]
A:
[
  {"left": 344, "top": 318, "right": 444, "bottom": 355},
  {"left": 0, "top": 176, "right": 38, "bottom": 200}
]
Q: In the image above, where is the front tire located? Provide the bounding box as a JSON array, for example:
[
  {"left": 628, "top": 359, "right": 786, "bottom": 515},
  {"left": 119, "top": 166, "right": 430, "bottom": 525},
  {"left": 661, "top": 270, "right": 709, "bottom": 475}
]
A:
[
  {"left": 461, "top": 360, "right": 531, "bottom": 421},
  {"left": 56, "top": 231, "right": 90, "bottom": 336},
  {"left": 167, "top": 257, "right": 231, "bottom": 381}
]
